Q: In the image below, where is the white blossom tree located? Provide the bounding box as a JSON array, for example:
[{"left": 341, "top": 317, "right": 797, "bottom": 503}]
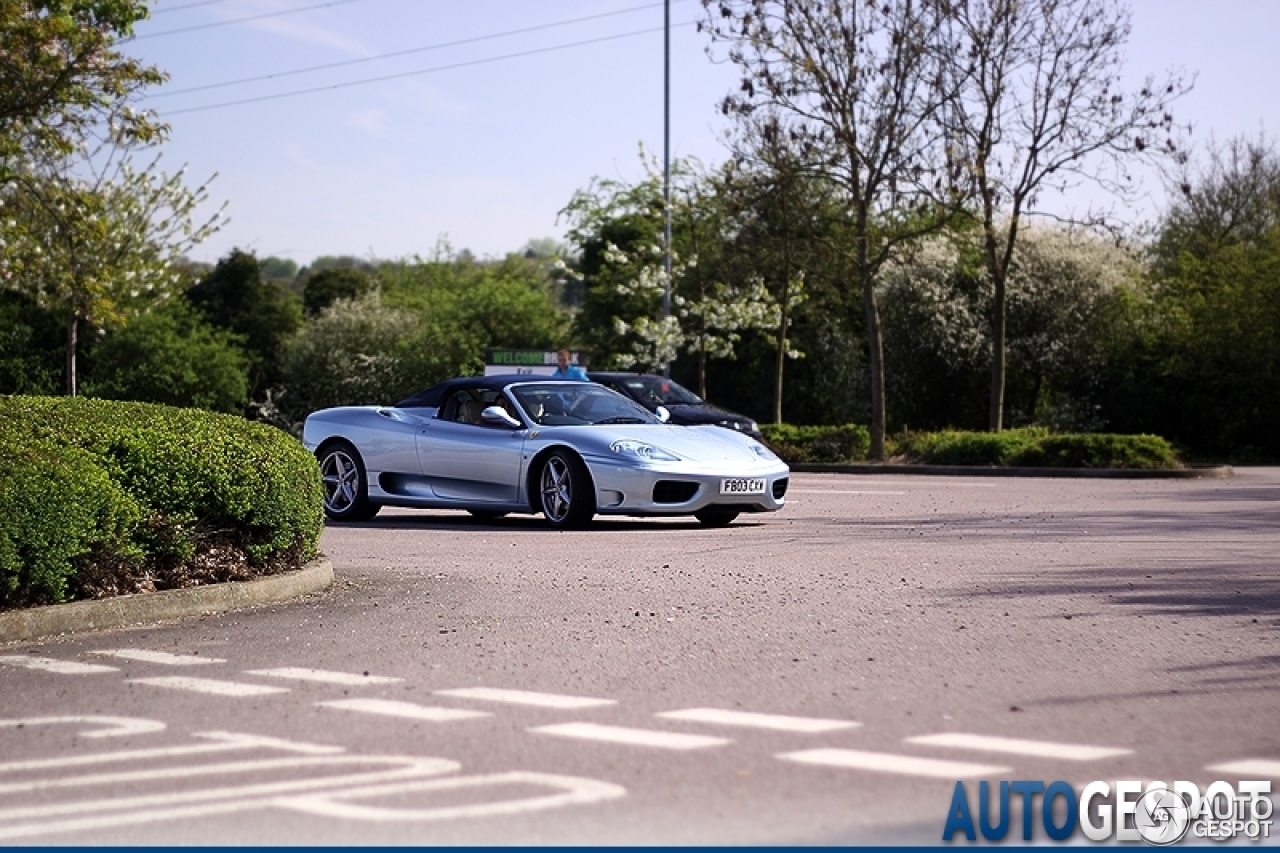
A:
[{"left": 0, "top": 145, "right": 224, "bottom": 395}]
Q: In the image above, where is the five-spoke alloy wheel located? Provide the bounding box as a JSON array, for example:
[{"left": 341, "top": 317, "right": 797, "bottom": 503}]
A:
[
  {"left": 539, "top": 449, "right": 595, "bottom": 528},
  {"left": 318, "top": 441, "right": 380, "bottom": 521}
]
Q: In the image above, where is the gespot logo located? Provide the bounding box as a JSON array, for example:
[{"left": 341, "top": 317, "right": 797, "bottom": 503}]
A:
[{"left": 942, "top": 779, "right": 1274, "bottom": 844}]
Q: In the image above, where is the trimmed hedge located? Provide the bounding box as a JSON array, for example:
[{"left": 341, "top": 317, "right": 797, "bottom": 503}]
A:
[
  {"left": 0, "top": 396, "right": 323, "bottom": 609},
  {"left": 759, "top": 422, "right": 1182, "bottom": 469},
  {"left": 897, "top": 427, "right": 1181, "bottom": 469},
  {"left": 760, "top": 423, "right": 871, "bottom": 464}
]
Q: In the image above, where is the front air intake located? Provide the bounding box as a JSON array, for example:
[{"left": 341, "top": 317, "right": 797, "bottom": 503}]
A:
[
  {"left": 772, "top": 477, "right": 789, "bottom": 499},
  {"left": 653, "top": 481, "right": 699, "bottom": 504}
]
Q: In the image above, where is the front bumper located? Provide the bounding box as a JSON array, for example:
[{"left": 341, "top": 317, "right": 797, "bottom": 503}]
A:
[{"left": 585, "top": 458, "right": 790, "bottom": 516}]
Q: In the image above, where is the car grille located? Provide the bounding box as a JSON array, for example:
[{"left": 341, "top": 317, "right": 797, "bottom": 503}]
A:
[
  {"left": 653, "top": 480, "right": 699, "bottom": 504},
  {"left": 772, "top": 477, "right": 789, "bottom": 499}
]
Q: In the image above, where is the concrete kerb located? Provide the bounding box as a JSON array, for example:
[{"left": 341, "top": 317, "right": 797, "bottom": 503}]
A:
[
  {"left": 0, "top": 556, "right": 334, "bottom": 645},
  {"left": 790, "top": 463, "right": 1235, "bottom": 479}
]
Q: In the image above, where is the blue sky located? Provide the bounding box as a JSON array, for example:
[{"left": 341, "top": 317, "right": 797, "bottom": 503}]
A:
[{"left": 126, "top": 0, "right": 1280, "bottom": 267}]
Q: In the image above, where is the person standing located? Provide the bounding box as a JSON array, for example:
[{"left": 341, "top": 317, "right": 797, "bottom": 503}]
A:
[{"left": 550, "top": 348, "right": 588, "bottom": 381}]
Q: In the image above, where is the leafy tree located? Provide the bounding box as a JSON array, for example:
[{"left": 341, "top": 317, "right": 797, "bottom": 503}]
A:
[
  {"left": 938, "top": 0, "right": 1188, "bottom": 430},
  {"left": 185, "top": 249, "right": 303, "bottom": 401},
  {"left": 0, "top": 147, "right": 224, "bottom": 395},
  {"left": 258, "top": 256, "right": 299, "bottom": 285},
  {"left": 84, "top": 298, "right": 249, "bottom": 413},
  {"left": 879, "top": 225, "right": 1141, "bottom": 431},
  {"left": 1107, "top": 136, "right": 1280, "bottom": 460},
  {"left": 377, "top": 247, "right": 567, "bottom": 355},
  {"left": 275, "top": 291, "right": 420, "bottom": 422},
  {"left": 0, "top": 290, "right": 63, "bottom": 394},
  {"left": 702, "top": 0, "right": 961, "bottom": 459},
  {"left": 1, "top": 0, "right": 165, "bottom": 182},
  {"left": 303, "top": 267, "right": 375, "bottom": 317}
]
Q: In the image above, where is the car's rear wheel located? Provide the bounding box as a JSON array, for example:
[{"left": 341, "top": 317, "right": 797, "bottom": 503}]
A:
[
  {"left": 539, "top": 449, "right": 595, "bottom": 528},
  {"left": 318, "top": 441, "right": 380, "bottom": 521},
  {"left": 695, "top": 507, "right": 740, "bottom": 527}
]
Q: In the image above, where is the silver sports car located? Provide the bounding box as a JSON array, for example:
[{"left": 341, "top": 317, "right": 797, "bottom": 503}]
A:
[{"left": 302, "top": 375, "right": 789, "bottom": 528}]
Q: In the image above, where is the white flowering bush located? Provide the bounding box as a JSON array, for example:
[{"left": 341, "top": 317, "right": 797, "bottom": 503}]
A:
[{"left": 879, "top": 224, "right": 1140, "bottom": 429}]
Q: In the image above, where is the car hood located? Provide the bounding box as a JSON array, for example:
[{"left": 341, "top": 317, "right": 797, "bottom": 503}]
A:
[
  {"left": 662, "top": 403, "right": 751, "bottom": 427},
  {"left": 535, "top": 423, "right": 774, "bottom": 466}
]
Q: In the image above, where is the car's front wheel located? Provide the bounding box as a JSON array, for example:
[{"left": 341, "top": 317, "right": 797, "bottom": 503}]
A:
[
  {"left": 539, "top": 449, "right": 595, "bottom": 528},
  {"left": 318, "top": 441, "right": 380, "bottom": 521},
  {"left": 695, "top": 507, "right": 740, "bottom": 527}
]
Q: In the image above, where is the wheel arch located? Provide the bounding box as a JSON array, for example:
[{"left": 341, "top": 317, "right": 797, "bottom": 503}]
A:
[{"left": 525, "top": 444, "right": 594, "bottom": 514}]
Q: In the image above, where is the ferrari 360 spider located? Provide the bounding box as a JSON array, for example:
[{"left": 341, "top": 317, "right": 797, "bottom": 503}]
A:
[{"left": 302, "top": 375, "right": 789, "bottom": 528}]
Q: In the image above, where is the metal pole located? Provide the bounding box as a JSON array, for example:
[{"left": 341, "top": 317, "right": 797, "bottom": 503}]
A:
[{"left": 662, "top": 0, "right": 672, "bottom": 378}]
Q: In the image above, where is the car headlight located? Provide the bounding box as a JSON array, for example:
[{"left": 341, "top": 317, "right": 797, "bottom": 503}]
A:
[
  {"left": 610, "top": 440, "right": 679, "bottom": 462},
  {"left": 722, "top": 419, "right": 759, "bottom": 434},
  {"left": 752, "top": 443, "right": 779, "bottom": 461}
]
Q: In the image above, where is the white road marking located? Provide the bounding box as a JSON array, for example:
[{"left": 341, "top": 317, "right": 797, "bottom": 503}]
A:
[
  {"left": 656, "top": 707, "right": 860, "bottom": 733},
  {"left": 435, "top": 687, "right": 616, "bottom": 709},
  {"left": 0, "top": 732, "right": 337, "bottom": 775},
  {"left": 278, "top": 770, "right": 626, "bottom": 822},
  {"left": 788, "top": 489, "right": 906, "bottom": 495},
  {"left": 0, "top": 716, "right": 165, "bottom": 739},
  {"left": 0, "top": 655, "right": 117, "bottom": 675},
  {"left": 530, "top": 722, "right": 730, "bottom": 751},
  {"left": 779, "top": 748, "right": 1010, "bottom": 778},
  {"left": 245, "top": 667, "right": 402, "bottom": 685},
  {"left": 318, "top": 699, "right": 490, "bottom": 722},
  {"left": 1207, "top": 759, "right": 1280, "bottom": 778},
  {"left": 195, "top": 731, "right": 349, "bottom": 755},
  {"left": 0, "top": 755, "right": 460, "bottom": 840},
  {"left": 128, "top": 677, "right": 288, "bottom": 697},
  {"left": 89, "top": 649, "right": 225, "bottom": 666},
  {"left": 905, "top": 733, "right": 1132, "bottom": 761},
  {"left": 791, "top": 479, "right": 997, "bottom": 489}
]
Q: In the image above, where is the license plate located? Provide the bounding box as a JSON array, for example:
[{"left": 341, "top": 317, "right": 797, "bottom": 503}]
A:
[{"left": 720, "top": 477, "right": 766, "bottom": 495}]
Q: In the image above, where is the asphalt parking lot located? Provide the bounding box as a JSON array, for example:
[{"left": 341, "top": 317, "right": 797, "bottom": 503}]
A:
[{"left": 1, "top": 468, "right": 1277, "bottom": 844}]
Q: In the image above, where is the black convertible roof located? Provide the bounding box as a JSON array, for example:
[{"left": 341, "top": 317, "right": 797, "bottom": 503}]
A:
[{"left": 395, "top": 375, "right": 581, "bottom": 408}]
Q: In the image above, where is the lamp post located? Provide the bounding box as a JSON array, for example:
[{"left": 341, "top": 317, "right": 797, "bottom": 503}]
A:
[{"left": 662, "top": 0, "right": 672, "bottom": 378}]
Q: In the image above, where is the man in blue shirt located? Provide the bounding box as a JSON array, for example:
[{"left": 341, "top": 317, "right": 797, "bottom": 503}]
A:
[{"left": 551, "top": 348, "right": 588, "bottom": 381}]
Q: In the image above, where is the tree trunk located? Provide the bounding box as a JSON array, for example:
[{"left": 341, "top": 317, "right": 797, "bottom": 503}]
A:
[
  {"left": 988, "top": 270, "right": 1007, "bottom": 432},
  {"left": 65, "top": 312, "right": 79, "bottom": 397},
  {"left": 863, "top": 274, "right": 887, "bottom": 461},
  {"left": 773, "top": 288, "right": 789, "bottom": 425},
  {"left": 698, "top": 335, "right": 707, "bottom": 400}
]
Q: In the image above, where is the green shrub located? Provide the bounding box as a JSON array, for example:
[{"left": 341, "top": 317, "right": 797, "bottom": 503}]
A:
[
  {"left": 898, "top": 427, "right": 1180, "bottom": 469},
  {"left": 1009, "top": 433, "right": 1180, "bottom": 469},
  {"left": 0, "top": 435, "right": 144, "bottom": 607},
  {"left": 760, "top": 423, "right": 871, "bottom": 463},
  {"left": 0, "top": 396, "right": 324, "bottom": 608},
  {"left": 898, "top": 427, "right": 1049, "bottom": 466}
]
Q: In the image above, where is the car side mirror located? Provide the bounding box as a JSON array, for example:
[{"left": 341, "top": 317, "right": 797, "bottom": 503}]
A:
[
  {"left": 481, "top": 406, "right": 522, "bottom": 429},
  {"left": 655, "top": 405, "right": 671, "bottom": 423}
]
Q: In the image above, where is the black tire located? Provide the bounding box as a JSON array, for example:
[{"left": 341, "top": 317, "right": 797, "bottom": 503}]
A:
[
  {"left": 467, "top": 509, "right": 509, "bottom": 521},
  {"left": 695, "top": 507, "right": 740, "bottom": 527},
  {"left": 538, "top": 449, "right": 595, "bottom": 528},
  {"left": 317, "top": 441, "right": 381, "bottom": 522}
]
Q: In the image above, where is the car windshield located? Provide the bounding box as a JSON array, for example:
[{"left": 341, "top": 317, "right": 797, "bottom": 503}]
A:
[
  {"left": 619, "top": 376, "right": 702, "bottom": 406},
  {"left": 510, "top": 382, "right": 662, "bottom": 427}
]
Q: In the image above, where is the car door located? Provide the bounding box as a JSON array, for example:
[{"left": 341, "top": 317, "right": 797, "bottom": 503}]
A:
[{"left": 414, "top": 388, "right": 526, "bottom": 504}]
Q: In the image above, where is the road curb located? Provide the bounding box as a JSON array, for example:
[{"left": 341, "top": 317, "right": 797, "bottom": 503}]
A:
[
  {"left": 790, "top": 463, "right": 1235, "bottom": 479},
  {"left": 0, "top": 556, "right": 334, "bottom": 644}
]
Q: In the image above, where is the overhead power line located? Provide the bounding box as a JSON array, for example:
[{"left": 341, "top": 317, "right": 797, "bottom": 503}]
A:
[
  {"left": 150, "top": 0, "right": 239, "bottom": 15},
  {"left": 163, "top": 20, "right": 696, "bottom": 115},
  {"left": 133, "top": 0, "right": 366, "bottom": 39},
  {"left": 148, "top": 0, "right": 682, "bottom": 99}
]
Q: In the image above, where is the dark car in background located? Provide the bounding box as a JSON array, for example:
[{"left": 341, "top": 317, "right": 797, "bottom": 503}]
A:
[{"left": 588, "top": 372, "right": 763, "bottom": 440}]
